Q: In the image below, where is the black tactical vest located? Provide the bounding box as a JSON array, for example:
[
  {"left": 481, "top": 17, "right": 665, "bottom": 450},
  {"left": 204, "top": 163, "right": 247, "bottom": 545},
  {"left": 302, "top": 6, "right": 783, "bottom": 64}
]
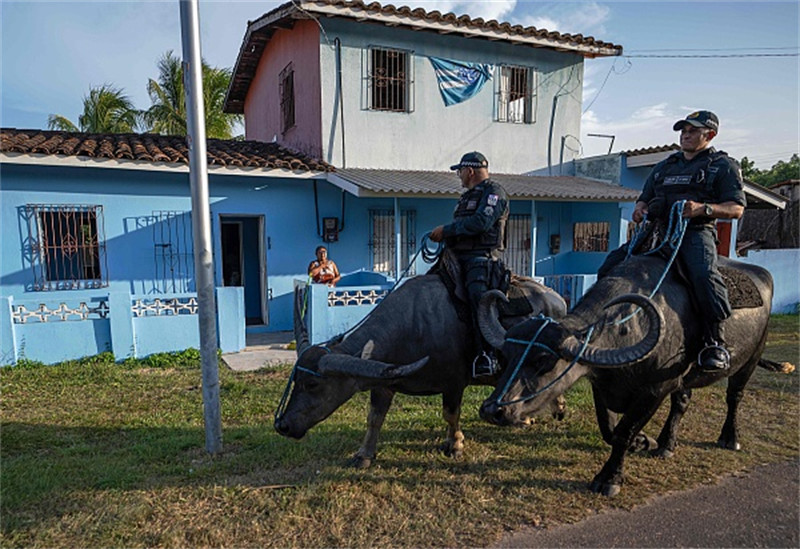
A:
[
  {"left": 450, "top": 182, "right": 508, "bottom": 252},
  {"left": 650, "top": 150, "right": 726, "bottom": 223}
]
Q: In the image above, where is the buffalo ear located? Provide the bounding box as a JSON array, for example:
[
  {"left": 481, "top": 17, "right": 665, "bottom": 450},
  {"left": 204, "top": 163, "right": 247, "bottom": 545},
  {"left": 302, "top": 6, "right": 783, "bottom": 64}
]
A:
[{"left": 318, "top": 354, "right": 429, "bottom": 380}]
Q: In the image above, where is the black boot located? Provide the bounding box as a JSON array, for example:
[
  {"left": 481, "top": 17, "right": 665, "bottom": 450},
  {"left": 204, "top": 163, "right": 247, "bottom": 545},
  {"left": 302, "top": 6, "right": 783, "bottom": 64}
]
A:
[{"left": 698, "top": 322, "right": 730, "bottom": 372}]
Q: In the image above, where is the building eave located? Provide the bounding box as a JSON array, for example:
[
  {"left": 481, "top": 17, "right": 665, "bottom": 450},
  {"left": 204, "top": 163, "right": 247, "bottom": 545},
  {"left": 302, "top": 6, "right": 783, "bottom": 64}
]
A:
[{"left": 0, "top": 152, "right": 328, "bottom": 179}]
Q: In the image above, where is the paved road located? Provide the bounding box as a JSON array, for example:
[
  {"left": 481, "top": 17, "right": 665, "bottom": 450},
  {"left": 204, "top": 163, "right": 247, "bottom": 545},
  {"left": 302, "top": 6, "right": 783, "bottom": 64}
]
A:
[
  {"left": 495, "top": 459, "right": 799, "bottom": 548},
  {"left": 224, "top": 336, "right": 799, "bottom": 547}
]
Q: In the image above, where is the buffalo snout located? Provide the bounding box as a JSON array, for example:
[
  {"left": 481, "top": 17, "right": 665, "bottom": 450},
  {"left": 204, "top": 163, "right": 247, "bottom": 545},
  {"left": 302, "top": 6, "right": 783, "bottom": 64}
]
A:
[
  {"left": 274, "top": 417, "right": 306, "bottom": 439},
  {"left": 480, "top": 399, "right": 510, "bottom": 426}
]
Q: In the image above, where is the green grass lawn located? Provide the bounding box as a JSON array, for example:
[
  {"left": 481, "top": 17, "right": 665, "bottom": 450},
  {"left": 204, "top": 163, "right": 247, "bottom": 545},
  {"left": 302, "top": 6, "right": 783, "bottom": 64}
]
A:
[{"left": 1, "top": 316, "right": 797, "bottom": 548}]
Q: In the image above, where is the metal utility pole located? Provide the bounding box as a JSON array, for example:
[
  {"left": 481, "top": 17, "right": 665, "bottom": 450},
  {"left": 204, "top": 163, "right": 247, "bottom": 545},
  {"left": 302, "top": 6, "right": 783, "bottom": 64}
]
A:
[{"left": 180, "top": 0, "right": 222, "bottom": 454}]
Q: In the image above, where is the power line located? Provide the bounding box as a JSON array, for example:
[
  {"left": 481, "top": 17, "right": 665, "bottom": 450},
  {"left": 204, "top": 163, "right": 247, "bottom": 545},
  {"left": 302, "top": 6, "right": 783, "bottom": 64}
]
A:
[
  {"left": 583, "top": 57, "right": 631, "bottom": 113},
  {"left": 626, "top": 53, "right": 798, "bottom": 58},
  {"left": 627, "top": 46, "right": 798, "bottom": 53}
]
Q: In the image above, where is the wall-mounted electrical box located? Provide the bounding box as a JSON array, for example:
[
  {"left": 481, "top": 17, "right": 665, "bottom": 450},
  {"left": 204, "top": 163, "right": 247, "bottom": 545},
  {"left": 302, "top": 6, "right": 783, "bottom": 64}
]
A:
[
  {"left": 323, "top": 217, "right": 339, "bottom": 243},
  {"left": 549, "top": 234, "right": 561, "bottom": 255}
]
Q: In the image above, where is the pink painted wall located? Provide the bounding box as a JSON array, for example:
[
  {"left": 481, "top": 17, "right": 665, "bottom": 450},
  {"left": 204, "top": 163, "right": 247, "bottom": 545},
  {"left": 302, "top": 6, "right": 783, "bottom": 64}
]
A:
[{"left": 244, "top": 20, "right": 322, "bottom": 158}]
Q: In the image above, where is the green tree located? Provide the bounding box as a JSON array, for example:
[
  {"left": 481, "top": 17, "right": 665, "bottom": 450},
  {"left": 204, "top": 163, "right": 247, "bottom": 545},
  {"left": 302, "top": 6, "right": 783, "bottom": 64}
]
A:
[
  {"left": 48, "top": 85, "right": 140, "bottom": 133},
  {"left": 742, "top": 154, "right": 800, "bottom": 187},
  {"left": 142, "top": 51, "right": 242, "bottom": 139},
  {"left": 739, "top": 156, "right": 761, "bottom": 181}
]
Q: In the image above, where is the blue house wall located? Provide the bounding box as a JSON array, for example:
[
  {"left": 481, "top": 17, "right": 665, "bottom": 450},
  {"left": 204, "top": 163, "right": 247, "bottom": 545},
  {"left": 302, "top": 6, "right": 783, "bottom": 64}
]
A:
[{"left": 1, "top": 160, "right": 627, "bottom": 364}]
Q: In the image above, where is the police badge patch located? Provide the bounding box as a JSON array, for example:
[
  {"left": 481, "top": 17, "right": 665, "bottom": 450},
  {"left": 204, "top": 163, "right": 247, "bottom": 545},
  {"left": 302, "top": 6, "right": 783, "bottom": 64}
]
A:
[
  {"left": 487, "top": 194, "right": 499, "bottom": 205},
  {"left": 483, "top": 206, "right": 494, "bottom": 216}
]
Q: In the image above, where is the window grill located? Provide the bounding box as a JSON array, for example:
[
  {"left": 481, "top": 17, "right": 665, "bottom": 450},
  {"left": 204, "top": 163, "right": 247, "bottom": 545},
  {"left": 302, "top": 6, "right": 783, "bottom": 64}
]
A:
[
  {"left": 152, "top": 210, "right": 195, "bottom": 293},
  {"left": 279, "top": 63, "right": 295, "bottom": 133},
  {"left": 506, "top": 214, "right": 532, "bottom": 275},
  {"left": 496, "top": 65, "right": 536, "bottom": 124},
  {"left": 25, "top": 204, "right": 108, "bottom": 291},
  {"left": 368, "top": 209, "right": 416, "bottom": 277},
  {"left": 573, "top": 222, "right": 610, "bottom": 252},
  {"left": 366, "top": 47, "right": 413, "bottom": 112}
]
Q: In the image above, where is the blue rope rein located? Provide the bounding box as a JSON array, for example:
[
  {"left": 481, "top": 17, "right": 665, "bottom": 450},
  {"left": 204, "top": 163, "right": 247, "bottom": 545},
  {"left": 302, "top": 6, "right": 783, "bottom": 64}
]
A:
[
  {"left": 494, "top": 315, "right": 595, "bottom": 407},
  {"left": 274, "top": 346, "right": 328, "bottom": 423},
  {"left": 323, "top": 232, "right": 442, "bottom": 346},
  {"left": 276, "top": 233, "right": 444, "bottom": 422},
  {"left": 493, "top": 201, "right": 689, "bottom": 408},
  {"left": 614, "top": 200, "right": 689, "bottom": 325}
]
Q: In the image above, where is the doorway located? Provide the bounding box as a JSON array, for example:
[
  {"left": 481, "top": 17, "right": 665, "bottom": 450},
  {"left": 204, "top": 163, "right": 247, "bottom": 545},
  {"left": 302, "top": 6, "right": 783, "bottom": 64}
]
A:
[{"left": 220, "top": 215, "right": 267, "bottom": 325}]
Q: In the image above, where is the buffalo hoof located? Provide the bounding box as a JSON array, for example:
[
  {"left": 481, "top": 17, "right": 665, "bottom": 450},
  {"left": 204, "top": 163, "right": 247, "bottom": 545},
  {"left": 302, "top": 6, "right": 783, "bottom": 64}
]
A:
[
  {"left": 717, "top": 438, "right": 741, "bottom": 451},
  {"left": 589, "top": 479, "right": 621, "bottom": 497},
  {"left": 628, "top": 433, "right": 657, "bottom": 453},
  {"left": 650, "top": 447, "right": 674, "bottom": 459},
  {"left": 439, "top": 442, "right": 464, "bottom": 460},
  {"left": 550, "top": 395, "right": 567, "bottom": 421},
  {"left": 348, "top": 454, "right": 374, "bottom": 469}
]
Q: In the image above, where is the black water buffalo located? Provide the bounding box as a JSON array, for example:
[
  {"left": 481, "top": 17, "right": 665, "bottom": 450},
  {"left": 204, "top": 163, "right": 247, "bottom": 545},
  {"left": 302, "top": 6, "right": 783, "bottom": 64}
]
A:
[
  {"left": 273, "top": 272, "right": 566, "bottom": 467},
  {"left": 479, "top": 254, "right": 776, "bottom": 496}
]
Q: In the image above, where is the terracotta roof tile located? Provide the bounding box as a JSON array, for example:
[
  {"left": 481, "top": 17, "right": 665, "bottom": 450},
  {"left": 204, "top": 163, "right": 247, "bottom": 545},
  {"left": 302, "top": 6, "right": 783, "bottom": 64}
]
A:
[
  {"left": 0, "top": 128, "right": 333, "bottom": 172},
  {"left": 622, "top": 144, "right": 680, "bottom": 157},
  {"left": 225, "top": 0, "right": 623, "bottom": 113}
]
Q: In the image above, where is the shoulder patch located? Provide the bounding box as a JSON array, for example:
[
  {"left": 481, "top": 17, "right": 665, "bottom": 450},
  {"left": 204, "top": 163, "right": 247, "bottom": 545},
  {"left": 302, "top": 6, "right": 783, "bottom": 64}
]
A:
[{"left": 487, "top": 194, "right": 499, "bottom": 206}]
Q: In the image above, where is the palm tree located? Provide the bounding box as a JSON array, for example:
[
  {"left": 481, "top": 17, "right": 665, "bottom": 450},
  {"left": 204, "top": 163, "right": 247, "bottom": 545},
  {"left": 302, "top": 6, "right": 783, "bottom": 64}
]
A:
[
  {"left": 48, "top": 85, "right": 140, "bottom": 133},
  {"left": 142, "top": 51, "right": 242, "bottom": 139}
]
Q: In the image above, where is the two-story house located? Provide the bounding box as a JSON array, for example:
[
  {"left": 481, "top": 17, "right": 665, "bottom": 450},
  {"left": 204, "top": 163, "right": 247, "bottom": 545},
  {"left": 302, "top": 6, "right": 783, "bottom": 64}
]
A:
[
  {"left": 1, "top": 0, "right": 640, "bottom": 364},
  {"left": 224, "top": 0, "right": 636, "bottom": 284}
]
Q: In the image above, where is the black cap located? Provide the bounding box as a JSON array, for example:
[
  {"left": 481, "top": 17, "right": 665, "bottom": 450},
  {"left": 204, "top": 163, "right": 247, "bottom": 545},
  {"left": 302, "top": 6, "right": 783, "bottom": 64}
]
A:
[
  {"left": 450, "top": 151, "right": 489, "bottom": 171},
  {"left": 673, "top": 110, "right": 719, "bottom": 132}
]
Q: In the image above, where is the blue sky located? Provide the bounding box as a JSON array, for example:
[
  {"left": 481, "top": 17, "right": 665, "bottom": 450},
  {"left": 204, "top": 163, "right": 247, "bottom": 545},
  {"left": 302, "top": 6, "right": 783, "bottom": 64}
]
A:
[{"left": 2, "top": 0, "right": 797, "bottom": 169}]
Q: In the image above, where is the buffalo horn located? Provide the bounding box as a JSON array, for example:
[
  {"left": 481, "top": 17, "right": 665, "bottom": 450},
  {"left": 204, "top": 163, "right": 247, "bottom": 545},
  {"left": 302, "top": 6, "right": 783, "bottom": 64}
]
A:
[
  {"left": 318, "top": 354, "right": 430, "bottom": 379},
  {"left": 560, "top": 293, "right": 664, "bottom": 367},
  {"left": 478, "top": 289, "right": 509, "bottom": 349}
]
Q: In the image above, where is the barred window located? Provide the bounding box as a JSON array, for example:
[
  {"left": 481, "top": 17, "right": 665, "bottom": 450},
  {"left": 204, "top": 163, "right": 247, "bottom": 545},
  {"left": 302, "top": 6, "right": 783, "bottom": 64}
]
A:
[
  {"left": 280, "top": 63, "right": 295, "bottom": 133},
  {"left": 366, "top": 47, "right": 413, "bottom": 112},
  {"left": 152, "top": 210, "right": 194, "bottom": 293},
  {"left": 25, "top": 204, "right": 108, "bottom": 291},
  {"left": 496, "top": 65, "right": 536, "bottom": 124},
  {"left": 573, "top": 222, "right": 610, "bottom": 252},
  {"left": 506, "top": 214, "right": 532, "bottom": 275},
  {"left": 369, "top": 209, "right": 416, "bottom": 277}
]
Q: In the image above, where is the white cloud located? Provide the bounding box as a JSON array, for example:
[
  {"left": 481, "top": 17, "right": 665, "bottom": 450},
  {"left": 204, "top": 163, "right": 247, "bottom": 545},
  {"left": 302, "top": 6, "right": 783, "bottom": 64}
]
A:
[
  {"left": 516, "top": 1, "right": 610, "bottom": 35},
  {"left": 581, "top": 103, "right": 678, "bottom": 157},
  {"left": 415, "top": 1, "right": 517, "bottom": 21}
]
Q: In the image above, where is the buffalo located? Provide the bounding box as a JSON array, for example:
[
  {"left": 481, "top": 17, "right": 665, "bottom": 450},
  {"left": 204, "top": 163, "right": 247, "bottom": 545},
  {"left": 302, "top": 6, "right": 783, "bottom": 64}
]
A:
[
  {"left": 274, "top": 269, "right": 566, "bottom": 467},
  {"left": 479, "top": 254, "right": 778, "bottom": 496}
]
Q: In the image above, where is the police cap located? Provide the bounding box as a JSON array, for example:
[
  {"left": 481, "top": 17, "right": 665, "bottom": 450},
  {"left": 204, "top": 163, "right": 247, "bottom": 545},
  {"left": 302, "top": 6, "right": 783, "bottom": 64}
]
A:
[
  {"left": 450, "top": 151, "right": 489, "bottom": 171},
  {"left": 673, "top": 110, "right": 719, "bottom": 132}
]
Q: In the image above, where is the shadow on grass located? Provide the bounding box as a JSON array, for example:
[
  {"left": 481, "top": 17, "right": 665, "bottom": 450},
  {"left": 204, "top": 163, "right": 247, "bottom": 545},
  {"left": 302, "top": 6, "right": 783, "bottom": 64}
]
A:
[{"left": 2, "top": 415, "right": 603, "bottom": 505}]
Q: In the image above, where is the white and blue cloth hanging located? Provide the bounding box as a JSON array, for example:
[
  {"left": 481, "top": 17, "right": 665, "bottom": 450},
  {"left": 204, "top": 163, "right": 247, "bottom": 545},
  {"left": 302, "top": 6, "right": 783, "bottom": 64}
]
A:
[{"left": 428, "top": 56, "right": 493, "bottom": 107}]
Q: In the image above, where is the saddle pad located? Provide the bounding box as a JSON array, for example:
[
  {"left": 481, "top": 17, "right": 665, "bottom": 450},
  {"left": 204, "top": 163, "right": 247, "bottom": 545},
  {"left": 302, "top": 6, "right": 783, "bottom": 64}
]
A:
[
  {"left": 498, "top": 275, "right": 539, "bottom": 318},
  {"left": 720, "top": 266, "right": 763, "bottom": 309}
]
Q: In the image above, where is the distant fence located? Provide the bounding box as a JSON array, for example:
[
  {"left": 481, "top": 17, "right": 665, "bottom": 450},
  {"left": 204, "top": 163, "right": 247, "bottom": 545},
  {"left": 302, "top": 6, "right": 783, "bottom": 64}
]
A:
[
  {"left": 295, "top": 270, "right": 395, "bottom": 345},
  {"left": 1, "top": 287, "right": 244, "bottom": 366},
  {"left": 539, "top": 274, "right": 597, "bottom": 310},
  {"left": 736, "top": 248, "right": 800, "bottom": 314}
]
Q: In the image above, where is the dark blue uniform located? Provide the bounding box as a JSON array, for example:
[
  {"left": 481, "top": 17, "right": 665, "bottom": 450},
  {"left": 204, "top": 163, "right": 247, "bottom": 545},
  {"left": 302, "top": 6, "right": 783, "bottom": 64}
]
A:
[
  {"left": 640, "top": 148, "right": 745, "bottom": 326},
  {"left": 600, "top": 147, "right": 745, "bottom": 344},
  {"left": 442, "top": 178, "right": 509, "bottom": 312},
  {"left": 442, "top": 178, "right": 509, "bottom": 371}
]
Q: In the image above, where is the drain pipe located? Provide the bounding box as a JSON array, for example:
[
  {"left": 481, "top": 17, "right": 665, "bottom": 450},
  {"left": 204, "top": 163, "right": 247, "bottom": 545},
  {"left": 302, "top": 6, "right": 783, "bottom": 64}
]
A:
[
  {"left": 547, "top": 94, "right": 559, "bottom": 176},
  {"left": 334, "top": 37, "right": 346, "bottom": 167}
]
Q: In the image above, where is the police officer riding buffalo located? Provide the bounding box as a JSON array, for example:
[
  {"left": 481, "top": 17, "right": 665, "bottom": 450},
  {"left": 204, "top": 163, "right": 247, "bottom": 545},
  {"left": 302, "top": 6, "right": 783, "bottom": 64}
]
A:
[
  {"left": 599, "top": 110, "right": 746, "bottom": 371},
  {"left": 430, "top": 151, "right": 509, "bottom": 377}
]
